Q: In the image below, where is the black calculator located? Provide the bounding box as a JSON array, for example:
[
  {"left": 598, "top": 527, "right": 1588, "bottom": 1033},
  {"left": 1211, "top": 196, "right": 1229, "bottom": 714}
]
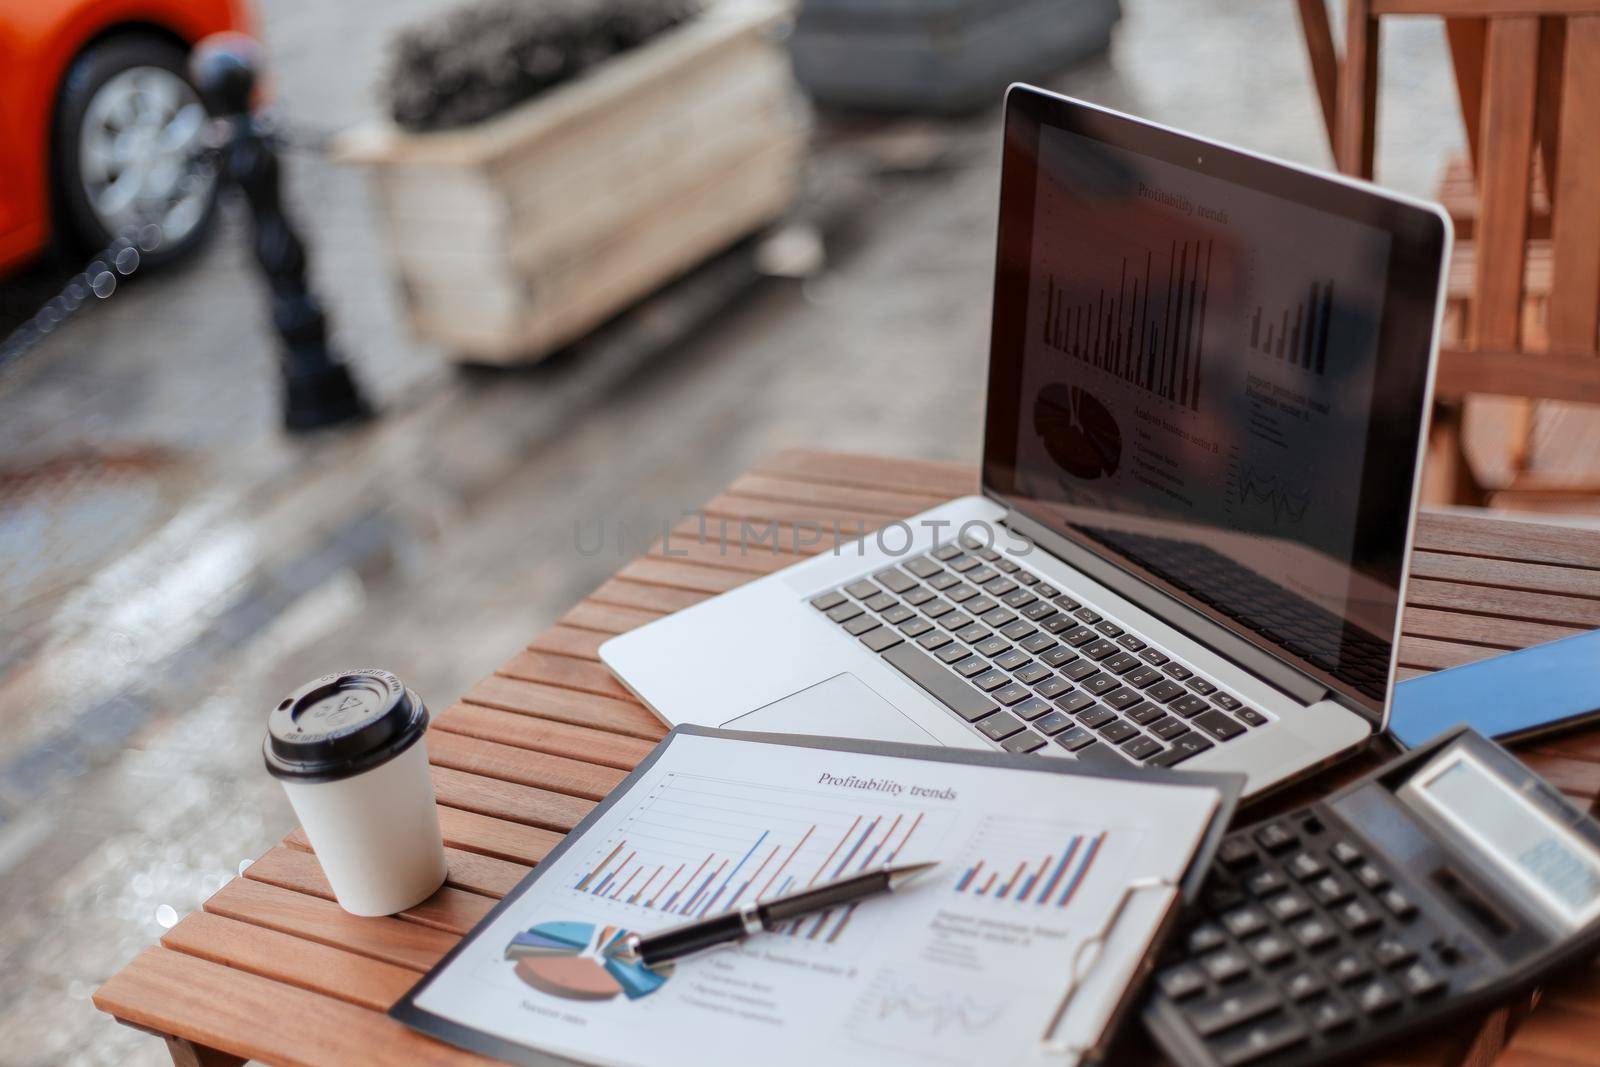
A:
[{"left": 1143, "top": 726, "right": 1600, "bottom": 1067}]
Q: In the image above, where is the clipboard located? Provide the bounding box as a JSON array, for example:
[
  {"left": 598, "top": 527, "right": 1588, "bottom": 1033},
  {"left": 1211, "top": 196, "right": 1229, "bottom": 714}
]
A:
[{"left": 392, "top": 725, "right": 1242, "bottom": 1067}]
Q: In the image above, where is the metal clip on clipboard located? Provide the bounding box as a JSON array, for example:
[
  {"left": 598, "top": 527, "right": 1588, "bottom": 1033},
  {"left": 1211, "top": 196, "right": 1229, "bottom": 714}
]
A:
[{"left": 1039, "top": 875, "right": 1181, "bottom": 1061}]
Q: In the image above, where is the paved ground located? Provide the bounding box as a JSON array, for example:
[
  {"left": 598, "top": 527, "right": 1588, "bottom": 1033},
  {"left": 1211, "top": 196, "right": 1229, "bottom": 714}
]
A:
[{"left": 0, "top": 2, "right": 1465, "bottom": 1062}]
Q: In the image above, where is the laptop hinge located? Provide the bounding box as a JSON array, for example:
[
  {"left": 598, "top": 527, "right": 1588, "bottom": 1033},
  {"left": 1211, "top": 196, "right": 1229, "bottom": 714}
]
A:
[{"left": 999, "top": 509, "right": 1336, "bottom": 711}]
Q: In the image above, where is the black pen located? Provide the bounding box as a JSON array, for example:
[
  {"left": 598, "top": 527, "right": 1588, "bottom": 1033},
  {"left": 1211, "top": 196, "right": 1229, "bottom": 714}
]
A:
[{"left": 608, "top": 861, "right": 938, "bottom": 967}]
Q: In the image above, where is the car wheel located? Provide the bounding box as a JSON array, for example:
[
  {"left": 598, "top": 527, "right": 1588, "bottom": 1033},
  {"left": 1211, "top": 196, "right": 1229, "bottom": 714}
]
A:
[{"left": 53, "top": 35, "right": 219, "bottom": 268}]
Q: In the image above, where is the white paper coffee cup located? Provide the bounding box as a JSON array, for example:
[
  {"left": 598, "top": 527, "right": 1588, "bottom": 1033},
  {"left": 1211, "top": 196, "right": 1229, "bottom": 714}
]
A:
[{"left": 264, "top": 669, "right": 448, "bottom": 917}]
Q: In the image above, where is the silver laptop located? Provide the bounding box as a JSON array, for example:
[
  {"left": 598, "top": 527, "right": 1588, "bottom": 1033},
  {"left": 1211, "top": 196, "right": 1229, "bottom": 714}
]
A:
[{"left": 602, "top": 86, "right": 1450, "bottom": 799}]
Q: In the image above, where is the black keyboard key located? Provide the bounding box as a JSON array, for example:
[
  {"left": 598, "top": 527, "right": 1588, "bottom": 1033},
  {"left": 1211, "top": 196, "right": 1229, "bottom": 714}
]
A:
[
  {"left": 1170, "top": 694, "right": 1211, "bottom": 718},
  {"left": 952, "top": 656, "right": 988, "bottom": 678},
  {"left": 1014, "top": 570, "right": 1040, "bottom": 585},
  {"left": 993, "top": 683, "right": 1031, "bottom": 706},
  {"left": 1184, "top": 986, "right": 1282, "bottom": 1037},
  {"left": 1287, "top": 851, "right": 1325, "bottom": 880},
  {"left": 1353, "top": 863, "right": 1389, "bottom": 891},
  {"left": 1149, "top": 732, "right": 1214, "bottom": 766},
  {"left": 1061, "top": 626, "right": 1097, "bottom": 647},
  {"left": 949, "top": 555, "right": 981, "bottom": 572},
  {"left": 1033, "top": 710, "right": 1073, "bottom": 734},
  {"left": 1398, "top": 960, "right": 1445, "bottom": 998},
  {"left": 975, "top": 712, "right": 1025, "bottom": 741},
  {"left": 1217, "top": 837, "right": 1257, "bottom": 868},
  {"left": 1329, "top": 951, "right": 1370, "bottom": 985},
  {"left": 1081, "top": 639, "right": 1119, "bottom": 660},
  {"left": 1200, "top": 948, "right": 1251, "bottom": 984},
  {"left": 1103, "top": 687, "right": 1141, "bottom": 710},
  {"left": 956, "top": 623, "right": 989, "bottom": 644},
  {"left": 1244, "top": 867, "right": 1288, "bottom": 895},
  {"left": 864, "top": 592, "right": 896, "bottom": 612},
  {"left": 1128, "top": 702, "right": 1165, "bottom": 726},
  {"left": 1040, "top": 646, "right": 1076, "bottom": 668},
  {"left": 1052, "top": 594, "right": 1082, "bottom": 610},
  {"left": 927, "top": 572, "right": 960, "bottom": 591},
  {"left": 1001, "top": 590, "right": 1036, "bottom": 610},
  {"left": 1081, "top": 673, "right": 1118, "bottom": 696},
  {"left": 1076, "top": 704, "right": 1116, "bottom": 729},
  {"left": 1306, "top": 996, "right": 1353, "bottom": 1032},
  {"left": 1054, "top": 725, "right": 1095, "bottom": 751},
  {"left": 843, "top": 616, "right": 880, "bottom": 636},
  {"left": 1158, "top": 964, "right": 1208, "bottom": 1001},
  {"left": 1188, "top": 923, "right": 1228, "bottom": 954},
  {"left": 1117, "top": 634, "right": 1147, "bottom": 651},
  {"left": 1310, "top": 873, "right": 1353, "bottom": 906},
  {"left": 1290, "top": 916, "right": 1339, "bottom": 951},
  {"left": 1371, "top": 937, "right": 1414, "bottom": 968},
  {"left": 1073, "top": 607, "right": 1102, "bottom": 624},
  {"left": 939, "top": 612, "right": 974, "bottom": 631},
  {"left": 1150, "top": 716, "right": 1191, "bottom": 741},
  {"left": 811, "top": 591, "right": 846, "bottom": 611},
  {"left": 1013, "top": 696, "right": 1052, "bottom": 721},
  {"left": 947, "top": 584, "right": 979, "bottom": 604},
  {"left": 1246, "top": 931, "right": 1296, "bottom": 967},
  {"left": 922, "top": 598, "right": 955, "bottom": 618},
  {"left": 972, "top": 545, "right": 1000, "bottom": 562},
  {"left": 1255, "top": 823, "right": 1298, "bottom": 852},
  {"left": 1285, "top": 968, "right": 1326, "bottom": 1002},
  {"left": 903, "top": 587, "right": 935, "bottom": 607},
  {"left": 1351, "top": 976, "right": 1401, "bottom": 1015},
  {"left": 827, "top": 602, "right": 864, "bottom": 624},
  {"left": 845, "top": 580, "right": 878, "bottom": 599},
  {"left": 860, "top": 628, "right": 902, "bottom": 652},
  {"left": 880, "top": 605, "right": 914, "bottom": 625},
  {"left": 1214, "top": 692, "right": 1243, "bottom": 711},
  {"left": 1237, "top": 707, "right": 1268, "bottom": 727},
  {"left": 972, "top": 669, "right": 1010, "bottom": 692},
  {"left": 1335, "top": 900, "right": 1381, "bottom": 935},
  {"left": 1125, "top": 665, "right": 1164, "bottom": 688},
  {"left": 994, "top": 558, "right": 1020, "bottom": 574},
  {"left": 1020, "top": 632, "right": 1056, "bottom": 654},
  {"left": 1099, "top": 719, "right": 1137, "bottom": 743},
  {"left": 1015, "top": 662, "right": 1051, "bottom": 684},
  {"left": 1072, "top": 740, "right": 1129, "bottom": 767},
  {"left": 935, "top": 643, "right": 970, "bottom": 664},
  {"left": 974, "top": 635, "right": 1010, "bottom": 657},
  {"left": 1195, "top": 709, "right": 1246, "bottom": 741},
  {"left": 1020, "top": 601, "right": 1058, "bottom": 622},
  {"left": 1054, "top": 691, "right": 1096, "bottom": 715},
  {"left": 876, "top": 572, "right": 915, "bottom": 598},
  {"left": 965, "top": 596, "right": 997, "bottom": 617},
  {"left": 1214, "top": 1014, "right": 1308, "bottom": 1066},
  {"left": 1001, "top": 620, "right": 1037, "bottom": 641},
  {"left": 931, "top": 543, "right": 963, "bottom": 561},
  {"left": 1223, "top": 905, "right": 1270, "bottom": 939},
  {"left": 966, "top": 566, "right": 998, "bottom": 585},
  {"left": 904, "top": 557, "right": 942, "bottom": 579},
  {"left": 1040, "top": 615, "right": 1074, "bottom": 634},
  {"left": 1062, "top": 659, "right": 1101, "bottom": 682},
  {"left": 985, "top": 578, "right": 1018, "bottom": 596},
  {"left": 1140, "top": 648, "right": 1170, "bottom": 666},
  {"left": 1379, "top": 888, "right": 1416, "bottom": 920},
  {"left": 1188, "top": 677, "right": 1218, "bottom": 695},
  {"left": 1146, "top": 680, "right": 1187, "bottom": 703},
  {"left": 1266, "top": 890, "right": 1312, "bottom": 923},
  {"left": 1104, "top": 652, "right": 1141, "bottom": 674},
  {"left": 880, "top": 643, "right": 999, "bottom": 723},
  {"left": 980, "top": 608, "right": 1017, "bottom": 628},
  {"left": 994, "top": 649, "right": 1030, "bottom": 671},
  {"left": 1000, "top": 730, "right": 1046, "bottom": 754},
  {"left": 1164, "top": 663, "right": 1195, "bottom": 680},
  {"left": 918, "top": 630, "right": 953, "bottom": 652},
  {"left": 1035, "top": 676, "right": 1071, "bottom": 699},
  {"left": 1034, "top": 583, "right": 1060, "bottom": 598},
  {"left": 1330, "top": 840, "right": 1363, "bottom": 865},
  {"left": 1095, "top": 622, "right": 1124, "bottom": 639}
]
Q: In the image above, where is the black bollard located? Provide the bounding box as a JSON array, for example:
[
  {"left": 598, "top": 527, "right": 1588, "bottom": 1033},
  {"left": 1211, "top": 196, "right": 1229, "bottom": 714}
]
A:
[{"left": 190, "top": 33, "right": 372, "bottom": 433}]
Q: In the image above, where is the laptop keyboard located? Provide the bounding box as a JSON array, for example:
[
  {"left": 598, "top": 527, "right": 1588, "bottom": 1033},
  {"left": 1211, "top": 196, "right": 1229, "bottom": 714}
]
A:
[{"left": 810, "top": 539, "right": 1269, "bottom": 766}]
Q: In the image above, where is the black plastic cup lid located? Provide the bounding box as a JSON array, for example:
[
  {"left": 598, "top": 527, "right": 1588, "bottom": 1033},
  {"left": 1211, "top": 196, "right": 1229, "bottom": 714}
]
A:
[{"left": 263, "top": 669, "right": 429, "bottom": 783}]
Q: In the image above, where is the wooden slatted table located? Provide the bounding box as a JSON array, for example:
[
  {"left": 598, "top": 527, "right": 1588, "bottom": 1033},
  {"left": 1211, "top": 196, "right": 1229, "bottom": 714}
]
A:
[{"left": 94, "top": 449, "right": 1600, "bottom": 1066}]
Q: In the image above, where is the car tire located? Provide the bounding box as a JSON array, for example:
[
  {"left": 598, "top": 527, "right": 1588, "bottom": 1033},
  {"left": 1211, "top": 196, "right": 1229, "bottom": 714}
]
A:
[{"left": 52, "top": 34, "right": 220, "bottom": 269}]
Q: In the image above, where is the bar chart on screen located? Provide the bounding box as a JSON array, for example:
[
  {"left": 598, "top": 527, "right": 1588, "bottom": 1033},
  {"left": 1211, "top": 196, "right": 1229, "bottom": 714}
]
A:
[{"left": 565, "top": 772, "right": 951, "bottom": 951}]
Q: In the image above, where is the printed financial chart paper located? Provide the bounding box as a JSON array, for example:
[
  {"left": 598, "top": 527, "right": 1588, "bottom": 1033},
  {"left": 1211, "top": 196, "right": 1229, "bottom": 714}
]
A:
[{"left": 405, "top": 731, "right": 1224, "bottom": 1067}]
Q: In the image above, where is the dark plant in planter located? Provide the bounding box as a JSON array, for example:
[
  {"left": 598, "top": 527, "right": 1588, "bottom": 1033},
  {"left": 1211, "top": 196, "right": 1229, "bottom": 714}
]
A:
[{"left": 385, "top": 0, "right": 704, "bottom": 132}]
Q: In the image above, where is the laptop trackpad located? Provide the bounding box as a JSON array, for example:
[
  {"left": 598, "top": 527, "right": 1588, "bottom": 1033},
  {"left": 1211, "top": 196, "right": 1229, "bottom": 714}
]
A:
[{"left": 722, "top": 673, "right": 941, "bottom": 745}]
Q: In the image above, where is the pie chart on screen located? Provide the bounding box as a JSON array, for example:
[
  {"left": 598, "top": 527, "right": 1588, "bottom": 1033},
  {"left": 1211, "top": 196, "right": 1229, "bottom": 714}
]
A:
[
  {"left": 1034, "top": 384, "right": 1122, "bottom": 480},
  {"left": 504, "top": 920, "right": 673, "bottom": 1001}
]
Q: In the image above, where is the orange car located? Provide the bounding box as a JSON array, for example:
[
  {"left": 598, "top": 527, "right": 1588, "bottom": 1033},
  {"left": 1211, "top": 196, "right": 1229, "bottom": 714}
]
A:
[{"left": 0, "top": 0, "right": 253, "bottom": 273}]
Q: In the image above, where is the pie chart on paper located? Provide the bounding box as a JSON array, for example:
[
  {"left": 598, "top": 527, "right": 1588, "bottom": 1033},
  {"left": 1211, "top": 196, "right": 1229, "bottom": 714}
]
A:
[
  {"left": 1034, "top": 384, "right": 1122, "bottom": 480},
  {"left": 505, "top": 920, "right": 673, "bottom": 1001}
]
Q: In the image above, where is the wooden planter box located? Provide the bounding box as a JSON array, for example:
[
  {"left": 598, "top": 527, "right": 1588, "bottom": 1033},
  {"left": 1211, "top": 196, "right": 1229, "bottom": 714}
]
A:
[{"left": 336, "top": 2, "right": 806, "bottom": 363}]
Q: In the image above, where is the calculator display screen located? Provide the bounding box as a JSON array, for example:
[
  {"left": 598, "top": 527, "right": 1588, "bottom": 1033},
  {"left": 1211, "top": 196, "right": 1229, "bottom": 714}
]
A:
[{"left": 1403, "top": 749, "right": 1600, "bottom": 929}]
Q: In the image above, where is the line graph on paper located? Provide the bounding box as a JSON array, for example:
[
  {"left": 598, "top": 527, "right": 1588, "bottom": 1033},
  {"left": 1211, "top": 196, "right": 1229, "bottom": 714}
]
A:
[
  {"left": 565, "top": 773, "right": 953, "bottom": 950},
  {"left": 843, "top": 968, "right": 1011, "bottom": 1064}
]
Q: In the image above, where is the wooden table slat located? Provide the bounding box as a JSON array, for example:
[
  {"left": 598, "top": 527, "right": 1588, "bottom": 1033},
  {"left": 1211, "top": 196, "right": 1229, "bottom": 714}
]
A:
[
  {"left": 245, "top": 848, "right": 496, "bottom": 935},
  {"left": 459, "top": 674, "right": 664, "bottom": 740},
  {"left": 284, "top": 829, "right": 531, "bottom": 899},
  {"left": 754, "top": 447, "right": 976, "bottom": 497},
  {"left": 426, "top": 729, "right": 625, "bottom": 805},
  {"left": 435, "top": 702, "right": 655, "bottom": 770},
  {"left": 428, "top": 761, "right": 596, "bottom": 833},
  {"left": 526, "top": 625, "right": 612, "bottom": 659},
  {"left": 436, "top": 805, "right": 564, "bottom": 867}
]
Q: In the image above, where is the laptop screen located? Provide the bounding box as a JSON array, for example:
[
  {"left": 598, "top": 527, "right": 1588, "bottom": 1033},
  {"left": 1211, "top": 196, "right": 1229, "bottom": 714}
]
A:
[{"left": 982, "top": 90, "right": 1447, "bottom": 716}]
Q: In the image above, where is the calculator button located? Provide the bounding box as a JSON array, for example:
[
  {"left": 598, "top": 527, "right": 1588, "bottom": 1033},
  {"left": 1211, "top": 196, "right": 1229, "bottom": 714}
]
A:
[
  {"left": 1352, "top": 976, "right": 1402, "bottom": 1015},
  {"left": 1222, "top": 906, "right": 1270, "bottom": 939},
  {"left": 1286, "top": 851, "right": 1326, "bottom": 880},
  {"left": 1372, "top": 937, "right": 1416, "bottom": 969},
  {"left": 1188, "top": 923, "right": 1229, "bottom": 954},
  {"left": 1157, "top": 964, "right": 1208, "bottom": 1001},
  {"left": 1330, "top": 840, "right": 1362, "bottom": 865},
  {"left": 1399, "top": 960, "right": 1446, "bottom": 998},
  {"left": 1306, "top": 996, "right": 1354, "bottom": 1032},
  {"left": 1310, "top": 874, "right": 1354, "bottom": 906},
  {"left": 1380, "top": 888, "right": 1417, "bottom": 920},
  {"left": 1184, "top": 986, "right": 1283, "bottom": 1037},
  {"left": 1200, "top": 948, "right": 1252, "bottom": 984},
  {"left": 1244, "top": 867, "right": 1288, "bottom": 896},
  {"left": 1353, "top": 863, "right": 1389, "bottom": 891},
  {"left": 1218, "top": 837, "right": 1259, "bottom": 869},
  {"left": 1284, "top": 968, "right": 1326, "bottom": 1001},
  {"left": 1254, "top": 823, "right": 1298, "bottom": 853},
  {"left": 1329, "top": 951, "right": 1371, "bottom": 985},
  {"left": 1246, "top": 932, "right": 1295, "bottom": 968},
  {"left": 1213, "top": 1013, "right": 1308, "bottom": 1066},
  {"left": 1289, "top": 917, "right": 1338, "bottom": 951},
  {"left": 1266, "top": 890, "right": 1312, "bottom": 923},
  {"left": 1335, "top": 900, "right": 1381, "bottom": 934}
]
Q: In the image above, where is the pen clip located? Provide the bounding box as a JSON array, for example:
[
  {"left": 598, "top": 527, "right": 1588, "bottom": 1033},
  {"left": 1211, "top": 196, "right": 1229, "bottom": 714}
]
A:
[{"left": 1037, "top": 875, "right": 1179, "bottom": 1061}]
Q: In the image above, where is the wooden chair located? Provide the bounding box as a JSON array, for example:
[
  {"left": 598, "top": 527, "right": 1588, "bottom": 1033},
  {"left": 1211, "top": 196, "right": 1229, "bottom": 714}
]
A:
[{"left": 1295, "top": 0, "right": 1600, "bottom": 506}]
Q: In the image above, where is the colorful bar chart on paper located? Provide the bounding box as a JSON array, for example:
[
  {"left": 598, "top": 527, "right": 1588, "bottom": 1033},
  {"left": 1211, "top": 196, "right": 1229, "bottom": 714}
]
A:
[
  {"left": 951, "top": 817, "right": 1113, "bottom": 911},
  {"left": 566, "top": 772, "right": 946, "bottom": 945}
]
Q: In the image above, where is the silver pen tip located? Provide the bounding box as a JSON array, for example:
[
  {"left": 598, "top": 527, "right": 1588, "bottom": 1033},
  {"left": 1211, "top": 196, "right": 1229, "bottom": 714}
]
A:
[{"left": 887, "top": 861, "right": 939, "bottom": 890}]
